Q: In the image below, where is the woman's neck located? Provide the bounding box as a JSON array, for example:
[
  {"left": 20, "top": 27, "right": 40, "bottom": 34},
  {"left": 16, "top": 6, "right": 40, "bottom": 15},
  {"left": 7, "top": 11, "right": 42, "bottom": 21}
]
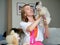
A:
[{"left": 27, "top": 16, "right": 34, "bottom": 22}]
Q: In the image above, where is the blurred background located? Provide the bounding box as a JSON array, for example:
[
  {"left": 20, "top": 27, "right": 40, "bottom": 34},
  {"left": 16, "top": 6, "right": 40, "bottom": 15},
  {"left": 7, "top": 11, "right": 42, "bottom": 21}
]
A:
[{"left": 0, "top": 0, "right": 60, "bottom": 45}]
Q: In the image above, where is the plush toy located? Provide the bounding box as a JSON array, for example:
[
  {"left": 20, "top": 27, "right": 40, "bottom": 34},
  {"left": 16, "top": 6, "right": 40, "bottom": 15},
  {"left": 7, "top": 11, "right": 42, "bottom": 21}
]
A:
[
  {"left": 36, "top": 1, "right": 51, "bottom": 24},
  {"left": 6, "top": 30, "right": 20, "bottom": 45}
]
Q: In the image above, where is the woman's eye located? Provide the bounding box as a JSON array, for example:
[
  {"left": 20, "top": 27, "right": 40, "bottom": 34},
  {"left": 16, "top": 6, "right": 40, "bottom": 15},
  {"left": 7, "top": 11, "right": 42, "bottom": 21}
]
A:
[{"left": 26, "top": 8, "right": 29, "bottom": 10}]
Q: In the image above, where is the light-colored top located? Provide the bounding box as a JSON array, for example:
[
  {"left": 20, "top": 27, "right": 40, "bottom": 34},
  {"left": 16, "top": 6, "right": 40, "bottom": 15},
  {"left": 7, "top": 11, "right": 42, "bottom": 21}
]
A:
[{"left": 20, "top": 21, "right": 44, "bottom": 44}]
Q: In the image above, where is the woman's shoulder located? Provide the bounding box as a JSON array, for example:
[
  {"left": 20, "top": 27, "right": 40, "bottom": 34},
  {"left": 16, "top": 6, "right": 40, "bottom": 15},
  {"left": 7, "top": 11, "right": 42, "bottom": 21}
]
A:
[
  {"left": 20, "top": 21, "right": 26, "bottom": 25},
  {"left": 20, "top": 21, "right": 32, "bottom": 29},
  {"left": 20, "top": 21, "right": 26, "bottom": 24},
  {"left": 20, "top": 21, "right": 32, "bottom": 25}
]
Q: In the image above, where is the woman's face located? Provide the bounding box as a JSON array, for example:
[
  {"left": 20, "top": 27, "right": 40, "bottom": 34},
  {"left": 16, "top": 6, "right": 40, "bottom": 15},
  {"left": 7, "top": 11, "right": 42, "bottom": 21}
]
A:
[{"left": 24, "top": 5, "right": 34, "bottom": 16}]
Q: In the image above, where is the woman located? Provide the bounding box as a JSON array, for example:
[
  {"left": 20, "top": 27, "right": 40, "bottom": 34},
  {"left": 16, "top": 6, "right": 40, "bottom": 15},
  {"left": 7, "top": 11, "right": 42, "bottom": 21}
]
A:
[{"left": 20, "top": 4, "right": 49, "bottom": 45}]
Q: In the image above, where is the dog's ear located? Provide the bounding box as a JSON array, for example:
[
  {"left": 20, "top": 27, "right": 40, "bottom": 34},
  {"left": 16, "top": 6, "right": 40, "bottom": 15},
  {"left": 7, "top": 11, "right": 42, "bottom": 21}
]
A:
[
  {"left": 3, "top": 31, "right": 6, "bottom": 37},
  {"left": 36, "top": 2, "right": 39, "bottom": 6},
  {"left": 35, "top": 2, "right": 39, "bottom": 9}
]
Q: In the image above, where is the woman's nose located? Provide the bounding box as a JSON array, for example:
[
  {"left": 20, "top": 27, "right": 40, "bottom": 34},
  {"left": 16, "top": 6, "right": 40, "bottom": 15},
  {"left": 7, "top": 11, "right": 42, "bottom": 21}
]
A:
[{"left": 30, "top": 9, "right": 33, "bottom": 12}]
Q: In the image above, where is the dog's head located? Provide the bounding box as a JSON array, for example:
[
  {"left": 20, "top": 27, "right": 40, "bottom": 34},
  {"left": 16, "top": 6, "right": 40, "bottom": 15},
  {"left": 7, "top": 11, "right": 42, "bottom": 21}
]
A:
[{"left": 35, "top": 1, "right": 42, "bottom": 10}]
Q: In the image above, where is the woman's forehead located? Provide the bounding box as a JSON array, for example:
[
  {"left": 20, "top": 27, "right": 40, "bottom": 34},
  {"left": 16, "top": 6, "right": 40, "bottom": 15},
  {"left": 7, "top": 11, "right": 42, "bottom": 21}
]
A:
[{"left": 24, "top": 5, "right": 31, "bottom": 9}]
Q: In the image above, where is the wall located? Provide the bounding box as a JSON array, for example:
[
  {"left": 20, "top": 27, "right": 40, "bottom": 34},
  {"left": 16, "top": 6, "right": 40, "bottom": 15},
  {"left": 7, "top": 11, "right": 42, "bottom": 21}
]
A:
[
  {"left": 12, "top": 0, "right": 40, "bottom": 28},
  {"left": 0, "top": 0, "right": 7, "bottom": 34},
  {"left": 41, "top": 0, "right": 60, "bottom": 28},
  {"left": 43, "top": 28, "right": 60, "bottom": 44}
]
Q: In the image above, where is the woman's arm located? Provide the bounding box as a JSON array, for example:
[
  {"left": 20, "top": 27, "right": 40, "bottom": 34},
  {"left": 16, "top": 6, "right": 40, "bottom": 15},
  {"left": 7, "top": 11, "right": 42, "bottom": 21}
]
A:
[
  {"left": 42, "top": 15, "right": 49, "bottom": 39},
  {"left": 26, "top": 16, "right": 41, "bottom": 32}
]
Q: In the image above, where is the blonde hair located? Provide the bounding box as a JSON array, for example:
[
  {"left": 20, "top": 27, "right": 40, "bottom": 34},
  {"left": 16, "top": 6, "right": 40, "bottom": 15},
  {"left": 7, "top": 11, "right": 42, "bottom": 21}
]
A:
[{"left": 21, "top": 4, "right": 35, "bottom": 22}]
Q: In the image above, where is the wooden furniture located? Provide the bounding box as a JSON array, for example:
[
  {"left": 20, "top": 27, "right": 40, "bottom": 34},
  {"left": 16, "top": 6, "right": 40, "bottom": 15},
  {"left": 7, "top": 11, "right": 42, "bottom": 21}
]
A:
[{"left": 7, "top": 0, "right": 12, "bottom": 35}]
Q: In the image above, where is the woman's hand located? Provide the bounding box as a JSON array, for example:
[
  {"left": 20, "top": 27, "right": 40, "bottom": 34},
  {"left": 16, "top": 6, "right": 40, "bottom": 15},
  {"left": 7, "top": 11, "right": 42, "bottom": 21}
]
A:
[
  {"left": 42, "top": 15, "right": 49, "bottom": 39},
  {"left": 44, "top": 30, "right": 49, "bottom": 39},
  {"left": 44, "top": 24, "right": 49, "bottom": 39}
]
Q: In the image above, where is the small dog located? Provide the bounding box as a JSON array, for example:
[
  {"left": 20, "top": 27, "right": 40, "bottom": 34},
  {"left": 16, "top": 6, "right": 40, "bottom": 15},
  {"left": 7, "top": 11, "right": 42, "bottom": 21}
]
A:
[
  {"left": 6, "top": 30, "right": 20, "bottom": 45},
  {"left": 35, "top": 1, "right": 51, "bottom": 24}
]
